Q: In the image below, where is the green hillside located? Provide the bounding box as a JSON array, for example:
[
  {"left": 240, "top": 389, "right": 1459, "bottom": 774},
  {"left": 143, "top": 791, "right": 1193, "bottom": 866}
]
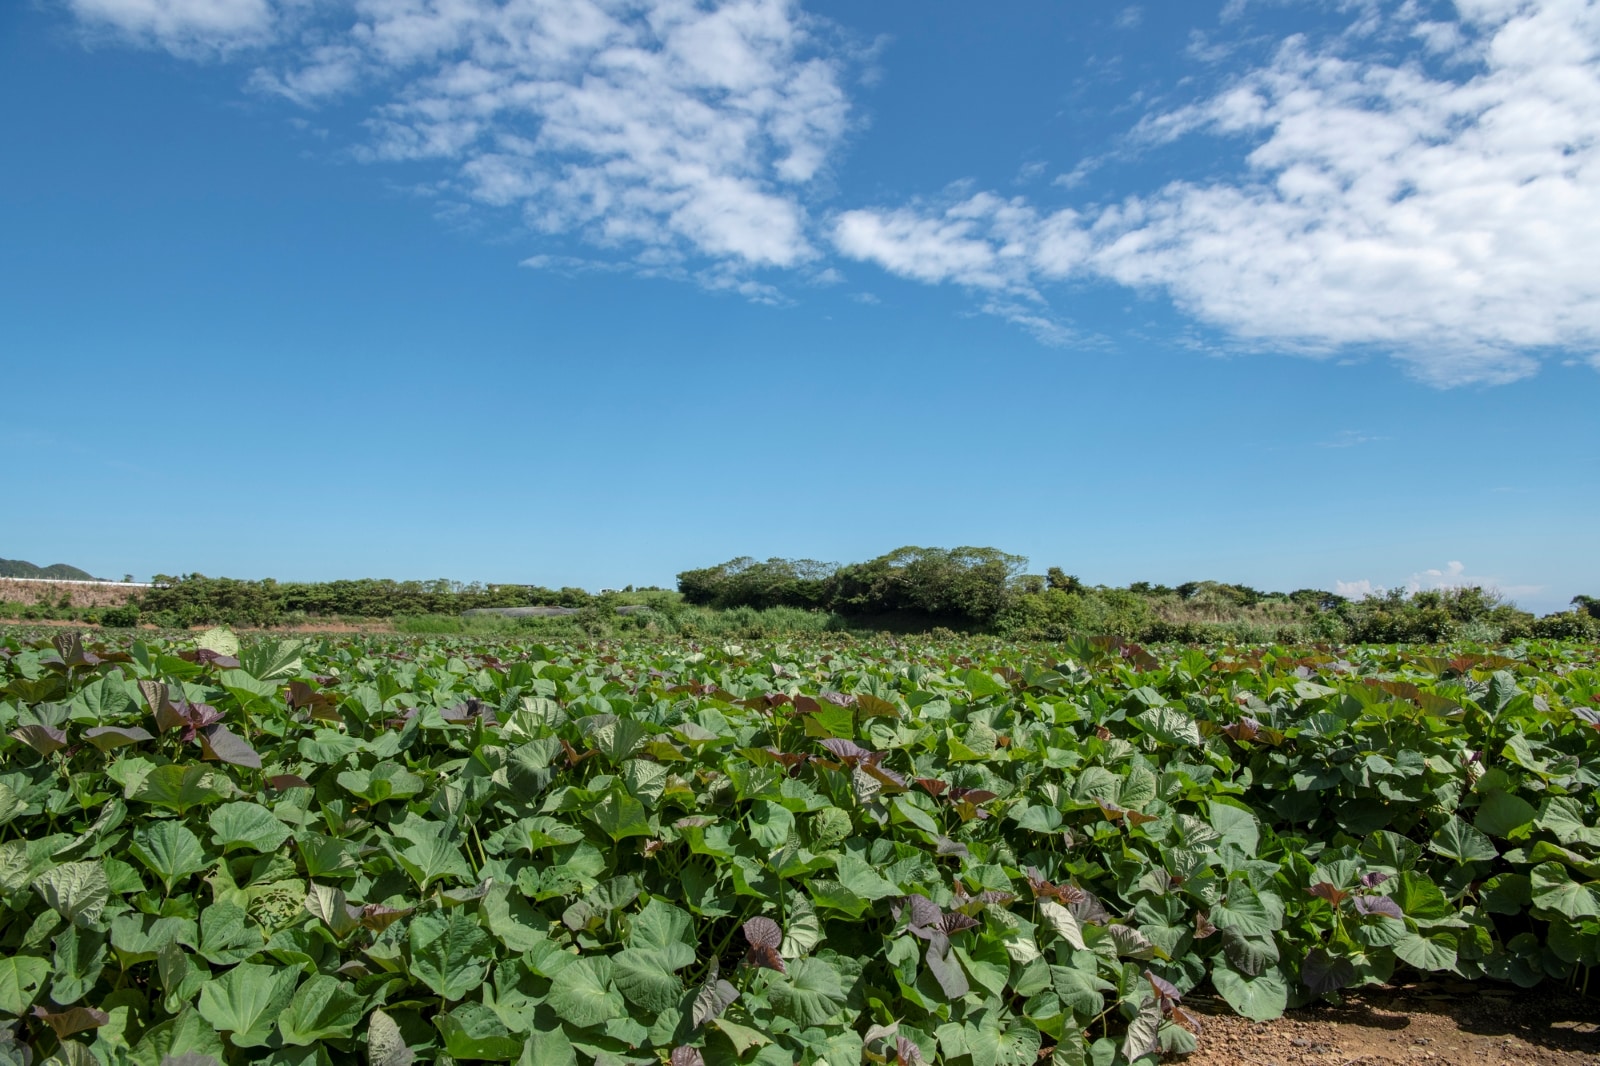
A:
[{"left": 0, "top": 557, "right": 98, "bottom": 580}]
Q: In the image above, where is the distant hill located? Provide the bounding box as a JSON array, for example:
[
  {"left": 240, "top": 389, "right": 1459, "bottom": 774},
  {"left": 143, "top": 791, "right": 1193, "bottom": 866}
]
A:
[{"left": 0, "top": 558, "right": 100, "bottom": 581}]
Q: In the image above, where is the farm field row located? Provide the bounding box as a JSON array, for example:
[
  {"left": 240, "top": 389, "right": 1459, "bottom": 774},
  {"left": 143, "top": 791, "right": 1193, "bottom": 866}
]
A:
[{"left": 1, "top": 630, "right": 1597, "bottom": 1065}]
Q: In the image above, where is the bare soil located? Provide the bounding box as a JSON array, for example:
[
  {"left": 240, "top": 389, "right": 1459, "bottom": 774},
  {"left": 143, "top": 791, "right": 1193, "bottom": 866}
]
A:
[
  {"left": 1181, "top": 980, "right": 1600, "bottom": 1066},
  {"left": 0, "top": 578, "right": 139, "bottom": 608}
]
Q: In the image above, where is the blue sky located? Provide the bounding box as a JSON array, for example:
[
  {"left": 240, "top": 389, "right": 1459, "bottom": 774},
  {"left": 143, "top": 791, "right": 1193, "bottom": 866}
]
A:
[{"left": 2, "top": 0, "right": 1597, "bottom": 613}]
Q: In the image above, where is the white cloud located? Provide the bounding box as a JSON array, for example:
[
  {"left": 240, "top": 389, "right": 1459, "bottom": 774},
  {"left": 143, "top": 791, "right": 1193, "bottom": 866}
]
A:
[
  {"left": 834, "top": 0, "right": 1600, "bottom": 386},
  {"left": 68, "top": 0, "right": 275, "bottom": 54},
  {"left": 1337, "top": 560, "right": 1543, "bottom": 602},
  {"left": 1407, "top": 560, "right": 1544, "bottom": 601},
  {"left": 91, "top": 0, "right": 856, "bottom": 285},
  {"left": 1334, "top": 577, "right": 1376, "bottom": 598},
  {"left": 340, "top": 0, "right": 852, "bottom": 273},
  {"left": 61, "top": 0, "right": 1600, "bottom": 373}
]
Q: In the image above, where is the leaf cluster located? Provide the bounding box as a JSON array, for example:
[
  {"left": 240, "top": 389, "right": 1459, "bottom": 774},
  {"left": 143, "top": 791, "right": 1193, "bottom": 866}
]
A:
[{"left": 1, "top": 628, "right": 1598, "bottom": 1066}]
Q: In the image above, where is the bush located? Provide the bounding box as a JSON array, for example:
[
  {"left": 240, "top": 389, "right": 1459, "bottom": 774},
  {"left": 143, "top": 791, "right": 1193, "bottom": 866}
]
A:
[
  {"left": 1530, "top": 611, "right": 1599, "bottom": 640},
  {"left": 99, "top": 604, "right": 140, "bottom": 628}
]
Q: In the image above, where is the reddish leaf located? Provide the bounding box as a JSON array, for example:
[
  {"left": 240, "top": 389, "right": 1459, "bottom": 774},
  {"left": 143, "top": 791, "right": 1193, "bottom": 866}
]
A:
[
  {"left": 561, "top": 739, "right": 598, "bottom": 768},
  {"left": 743, "top": 916, "right": 782, "bottom": 948},
  {"left": 268, "top": 774, "right": 313, "bottom": 790},
  {"left": 940, "top": 911, "right": 979, "bottom": 936},
  {"left": 1095, "top": 800, "right": 1127, "bottom": 823},
  {"left": 173, "top": 701, "right": 224, "bottom": 743},
  {"left": 1170, "top": 1004, "right": 1205, "bottom": 1036},
  {"left": 742, "top": 916, "right": 785, "bottom": 973},
  {"left": 32, "top": 1004, "right": 109, "bottom": 1038},
  {"left": 1308, "top": 882, "right": 1348, "bottom": 907},
  {"left": 357, "top": 904, "right": 413, "bottom": 932},
  {"left": 1143, "top": 969, "right": 1181, "bottom": 1006},
  {"left": 818, "top": 737, "right": 869, "bottom": 766},
  {"left": 1222, "top": 718, "right": 1261, "bottom": 743}
]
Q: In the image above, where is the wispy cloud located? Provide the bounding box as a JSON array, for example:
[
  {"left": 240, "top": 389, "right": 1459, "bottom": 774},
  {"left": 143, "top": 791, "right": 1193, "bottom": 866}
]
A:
[
  {"left": 1318, "top": 429, "right": 1386, "bottom": 448},
  {"left": 68, "top": 0, "right": 277, "bottom": 55},
  {"left": 84, "top": 0, "right": 859, "bottom": 289},
  {"left": 833, "top": 0, "right": 1600, "bottom": 386}
]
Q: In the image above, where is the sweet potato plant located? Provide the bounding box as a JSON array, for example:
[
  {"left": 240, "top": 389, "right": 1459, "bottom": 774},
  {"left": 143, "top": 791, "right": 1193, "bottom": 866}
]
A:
[{"left": 1, "top": 629, "right": 1598, "bottom": 1065}]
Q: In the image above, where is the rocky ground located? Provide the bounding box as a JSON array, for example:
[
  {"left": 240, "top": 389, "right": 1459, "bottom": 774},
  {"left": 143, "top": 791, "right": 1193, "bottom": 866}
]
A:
[{"left": 1181, "top": 979, "right": 1600, "bottom": 1066}]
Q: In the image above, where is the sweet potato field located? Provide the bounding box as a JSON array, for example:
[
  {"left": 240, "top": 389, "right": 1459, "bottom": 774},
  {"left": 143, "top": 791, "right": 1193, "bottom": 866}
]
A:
[{"left": 1, "top": 629, "right": 1598, "bottom": 1066}]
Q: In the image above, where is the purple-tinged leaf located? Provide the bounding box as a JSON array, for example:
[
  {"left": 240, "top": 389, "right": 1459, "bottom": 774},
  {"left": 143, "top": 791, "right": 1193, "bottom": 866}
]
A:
[
  {"left": 1352, "top": 894, "right": 1404, "bottom": 920},
  {"left": 140, "top": 680, "right": 185, "bottom": 734},
  {"left": 1301, "top": 947, "right": 1357, "bottom": 995},
  {"left": 357, "top": 903, "right": 413, "bottom": 932},
  {"left": 441, "top": 698, "right": 498, "bottom": 726},
  {"left": 743, "top": 916, "right": 785, "bottom": 973},
  {"left": 179, "top": 649, "right": 240, "bottom": 669},
  {"left": 83, "top": 725, "right": 154, "bottom": 751},
  {"left": 1360, "top": 871, "right": 1392, "bottom": 888},
  {"left": 174, "top": 701, "right": 224, "bottom": 743},
  {"left": 32, "top": 1004, "right": 109, "bottom": 1038},
  {"left": 1143, "top": 969, "right": 1182, "bottom": 1006},
  {"left": 861, "top": 762, "right": 907, "bottom": 790},
  {"left": 199, "top": 723, "right": 262, "bottom": 769},
  {"left": 1308, "top": 882, "right": 1348, "bottom": 906},
  {"left": 855, "top": 693, "right": 900, "bottom": 719},
  {"left": 818, "top": 737, "right": 869, "bottom": 765},
  {"left": 940, "top": 911, "right": 979, "bottom": 936},
  {"left": 9, "top": 723, "right": 67, "bottom": 755},
  {"left": 268, "top": 774, "right": 313, "bottom": 791},
  {"left": 52, "top": 632, "right": 102, "bottom": 669}
]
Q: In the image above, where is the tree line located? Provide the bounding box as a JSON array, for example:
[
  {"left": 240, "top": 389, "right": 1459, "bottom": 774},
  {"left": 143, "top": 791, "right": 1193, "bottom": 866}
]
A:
[
  {"left": 130, "top": 576, "right": 604, "bottom": 628},
  {"left": 677, "top": 548, "right": 1600, "bottom": 643},
  {"left": 11, "top": 550, "right": 1591, "bottom": 644}
]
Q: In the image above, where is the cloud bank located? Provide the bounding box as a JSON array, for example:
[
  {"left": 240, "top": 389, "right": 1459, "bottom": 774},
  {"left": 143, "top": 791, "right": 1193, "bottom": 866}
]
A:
[
  {"left": 834, "top": 0, "right": 1600, "bottom": 385},
  {"left": 61, "top": 0, "right": 1600, "bottom": 385},
  {"left": 1336, "top": 559, "right": 1544, "bottom": 603}
]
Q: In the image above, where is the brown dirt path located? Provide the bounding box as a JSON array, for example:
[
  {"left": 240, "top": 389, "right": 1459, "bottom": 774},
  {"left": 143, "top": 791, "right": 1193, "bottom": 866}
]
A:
[{"left": 1180, "top": 981, "right": 1600, "bottom": 1066}]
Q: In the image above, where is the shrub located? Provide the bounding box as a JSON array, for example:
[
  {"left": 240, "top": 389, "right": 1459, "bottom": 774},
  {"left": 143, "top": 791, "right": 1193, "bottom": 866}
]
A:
[
  {"left": 1530, "top": 611, "right": 1599, "bottom": 640},
  {"left": 99, "top": 604, "right": 140, "bottom": 628}
]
